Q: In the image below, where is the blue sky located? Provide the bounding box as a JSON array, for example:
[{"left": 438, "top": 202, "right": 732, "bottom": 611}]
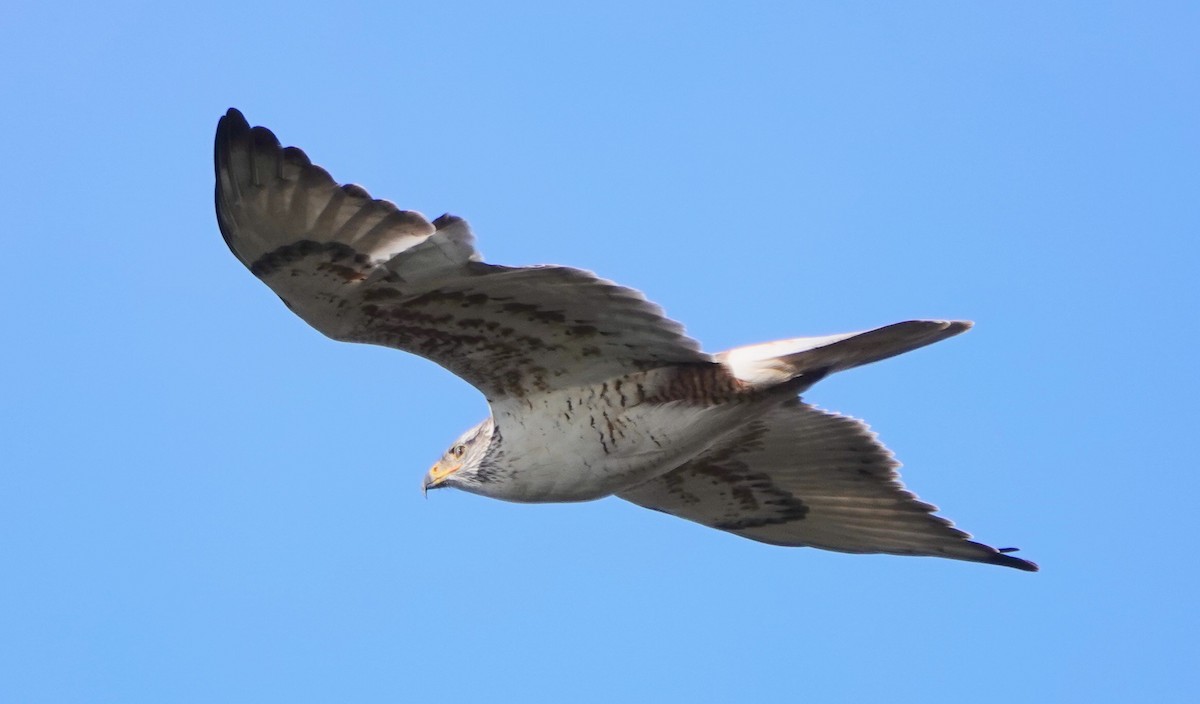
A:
[{"left": 2, "top": 2, "right": 1197, "bottom": 702}]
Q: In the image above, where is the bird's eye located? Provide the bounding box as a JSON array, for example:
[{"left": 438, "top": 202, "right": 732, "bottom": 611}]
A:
[{"left": 453, "top": 444, "right": 466, "bottom": 458}]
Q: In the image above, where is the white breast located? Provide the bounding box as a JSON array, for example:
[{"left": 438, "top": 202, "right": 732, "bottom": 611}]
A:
[{"left": 484, "top": 377, "right": 757, "bottom": 502}]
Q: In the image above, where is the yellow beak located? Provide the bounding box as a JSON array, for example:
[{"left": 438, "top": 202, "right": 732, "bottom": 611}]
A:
[{"left": 423, "top": 461, "right": 461, "bottom": 494}]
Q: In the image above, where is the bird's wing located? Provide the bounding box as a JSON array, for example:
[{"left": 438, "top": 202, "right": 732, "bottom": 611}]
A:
[
  {"left": 618, "top": 400, "right": 1037, "bottom": 570},
  {"left": 215, "top": 109, "right": 708, "bottom": 400}
]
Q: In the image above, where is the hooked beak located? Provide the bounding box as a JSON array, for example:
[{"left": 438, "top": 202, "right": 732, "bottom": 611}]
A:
[{"left": 422, "top": 461, "right": 461, "bottom": 496}]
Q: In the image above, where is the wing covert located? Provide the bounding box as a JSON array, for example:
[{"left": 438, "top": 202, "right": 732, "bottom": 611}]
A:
[
  {"left": 215, "top": 109, "right": 708, "bottom": 399},
  {"left": 619, "top": 400, "right": 1037, "bottom": 571}
]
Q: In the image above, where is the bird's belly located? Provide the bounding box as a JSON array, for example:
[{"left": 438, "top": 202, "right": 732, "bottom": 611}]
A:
[{"left": 487, "top": 389, "right": 748, "bottom": 503}]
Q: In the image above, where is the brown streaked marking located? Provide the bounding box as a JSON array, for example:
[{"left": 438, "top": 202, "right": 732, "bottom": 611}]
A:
[
  {"left": 363, "top": 287, "right": 404, "bottom": 301},
  {"left": 500, "top": 302, "right": 566, "bottom": 324},
  {"left": 317, "top": 263, "right": 369, "bottom": 282},
  {"left": 250, "top": 240, "right": 365, "bottom": 278}
]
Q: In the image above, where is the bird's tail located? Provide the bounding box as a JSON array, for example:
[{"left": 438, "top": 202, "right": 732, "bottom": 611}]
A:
[{"left": 716, "top": 320, "right": 972, "bottom": 390}]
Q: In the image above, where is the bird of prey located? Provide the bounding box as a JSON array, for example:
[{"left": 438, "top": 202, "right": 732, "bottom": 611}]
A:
[{"left": 214, "top": 108, "right": 1036, "bottom": 571}]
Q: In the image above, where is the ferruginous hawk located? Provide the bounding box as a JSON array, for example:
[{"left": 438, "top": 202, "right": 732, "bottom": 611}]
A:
[{"left": 214, "top": 108, "right": 1036, "bottom": 571}]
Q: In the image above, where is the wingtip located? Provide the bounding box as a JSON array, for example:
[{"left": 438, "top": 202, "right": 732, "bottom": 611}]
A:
[
  {"left": 217, "top": 107, "right": 249, "bottom": 136},
  {"left": 216, "top": 108, "right": 283, "bottom": 152},
  {"left": 923, "top": 319, "right": 972, "bottom": 336},
  {"left": 924, "top": 319, "right": 973, "bottom": 341},
  {"left": 214, "top": 108, "right": 252, "bottom": 171},
  {"left": 990, "top": 550, "right": 1039, "bottom": 572}
]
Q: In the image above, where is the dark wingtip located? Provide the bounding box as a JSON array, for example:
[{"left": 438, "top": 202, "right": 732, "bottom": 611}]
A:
[
  {"left": 216, "top": 108, "right": 283, "bottom": 157},
  {"left": 990, "top": 550, "right": 1039, "bottom": 572},
  {"left": 216, "top": 108, "right": 249, "bottom": 144},
  {"left": 214, "top": 108, "right": 251, "bottom": 171},
  {"left": 432, "top": 213, "right": 466, "bottom": 229}
]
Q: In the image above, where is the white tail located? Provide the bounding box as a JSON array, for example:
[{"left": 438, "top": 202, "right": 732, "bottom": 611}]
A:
[{"left": 716, "top": 320, "right": 972, "bottom": 388}]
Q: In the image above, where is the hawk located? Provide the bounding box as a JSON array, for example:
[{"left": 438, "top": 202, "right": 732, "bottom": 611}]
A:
[{"left": 215, "top": 108, "right": 1036, "bottom": 571}]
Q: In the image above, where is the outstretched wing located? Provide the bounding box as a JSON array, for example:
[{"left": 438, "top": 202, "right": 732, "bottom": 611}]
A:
[
  {"left": 618, "top": 400, "right": 1037, "bottom": 570},
  {"left": 215, "top": 109, "right": 708, "bottom": 400}
]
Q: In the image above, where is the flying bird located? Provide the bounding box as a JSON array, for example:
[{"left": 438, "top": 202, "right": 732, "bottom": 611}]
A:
[{"left": 214, "top": 108, "right": 1036, "bottom": 571}]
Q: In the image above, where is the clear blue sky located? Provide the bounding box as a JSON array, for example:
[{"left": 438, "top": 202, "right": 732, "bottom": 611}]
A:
[{"left": 2, "top": 2, "right": 1196, "bottom": 702}]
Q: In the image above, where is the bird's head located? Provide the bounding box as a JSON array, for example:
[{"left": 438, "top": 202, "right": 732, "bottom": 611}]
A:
[{"left": 423, "top": 419, "right": 496, "bottom": 494}]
